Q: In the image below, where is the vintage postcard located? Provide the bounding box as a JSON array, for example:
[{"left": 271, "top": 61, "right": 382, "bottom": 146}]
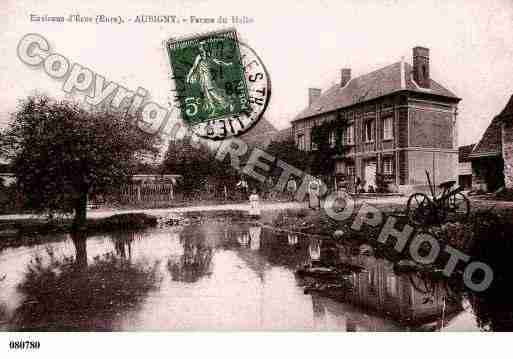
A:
[{"left": 1, "top": 0, "right": 513, "bottom": 357}]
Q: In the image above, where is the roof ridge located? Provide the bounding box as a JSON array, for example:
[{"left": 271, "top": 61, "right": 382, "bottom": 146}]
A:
[
  {"left": 470, "top": 115, "right": 502, "bottom": 158},
  {"left": 293, "top": 59, "right": 457, "bottom": 122},
  {"left": 356, "top": 60, "right": 402, "bottom": 78}
]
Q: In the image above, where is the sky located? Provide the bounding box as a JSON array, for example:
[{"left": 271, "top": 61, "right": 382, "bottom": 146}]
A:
[{"left": 1, "top": 0, "right": 513, "bottom": 146}]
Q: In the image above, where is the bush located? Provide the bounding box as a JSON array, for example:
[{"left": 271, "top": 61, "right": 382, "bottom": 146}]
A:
[
  {"left": 88, "top": 213, "right": 157, "bottom": 232},
  {"left": 495, "top": 188, "right": 513, "bottom": 201},
  {"left": 0, "top": 184, "right": 17, "bottom": 214}
]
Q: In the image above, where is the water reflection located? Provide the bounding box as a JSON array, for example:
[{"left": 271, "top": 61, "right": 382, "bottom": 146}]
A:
[
  {"left": 111, "top": 231, "right": 135, "bottom": 260},
  {"left": 0, "top": 275, "right": 7, "bottom": 326},
  {"left": 287, "top": 233, "right": 298, "bottom": 246},
  {"left": 464, "top": 240, "right": 513, "bottom": 331},
  {"left": 167, "top": 225, "right": 214, "bottom": 283},
  {"left": 306, "top": 242, "right": 464, "bottom": 331},
  {"left": 249, "top": 226, "right": 261, "bottom": 251},
  {"left": 71, "top": 231, "right": 88, "bottom": 269},
  {"left": 308, "top": 238, "right": 321, "bottom": 262},
  {"left": 7, "top": 231, "right": 160, "bottom": 331},
  {"left": 0, "top": 221, "right": 502, "bottom": 331},
  {"left": 237, "top": 232, "right": 250, "bottom": 247}
]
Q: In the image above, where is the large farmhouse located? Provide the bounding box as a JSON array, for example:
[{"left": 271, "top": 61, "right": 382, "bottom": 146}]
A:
[{"left": 291, "top": 47, "right": 461, "bottom": 194}]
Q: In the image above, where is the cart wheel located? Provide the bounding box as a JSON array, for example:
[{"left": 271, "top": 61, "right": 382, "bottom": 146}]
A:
[
  {"left": 408, "top": 271, "right": 435, "bottom": 295},
  {"left": 406, "top": 193, "right": 433, "bottom": 226},
  {"left": 447, "top": 192, "right": 470, "bottom": 221}
]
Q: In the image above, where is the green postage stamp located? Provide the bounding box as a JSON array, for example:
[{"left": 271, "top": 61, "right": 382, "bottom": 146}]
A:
[{"left": 167, "top": 29, "right": 251, "bottom": 126}]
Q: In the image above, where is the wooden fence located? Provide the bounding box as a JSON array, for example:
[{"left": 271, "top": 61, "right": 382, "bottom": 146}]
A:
[{"left": 118, "top": 183, "right": 174, "bottom": 204}]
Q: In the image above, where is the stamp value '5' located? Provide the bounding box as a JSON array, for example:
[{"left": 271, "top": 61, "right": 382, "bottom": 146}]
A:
[{"left": 167, "top": 29, "right": 250, "bottom": 126}]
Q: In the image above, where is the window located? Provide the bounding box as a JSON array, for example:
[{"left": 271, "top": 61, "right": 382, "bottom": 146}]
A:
[
  {"left": 347, "top": 165, "right": 355, "bottom": 178},
  {"left": 297, "top": 134, "right": 305, "bottom": 151},
  {"left": 343, "top": 124, "right": 354, "bottom": 145},
  {"left": 329, "top": 131, "right": 336, "bottom": 148},
  {"left": 383, "top": 157, "right": 393, "bottom": 175},
  {"left": 386, "top": 275, "right": 397, "bottom": 297},
  {"left": 364, "top": 120, "right": 375, "bottom": 142},
  {"left": 383, "top": 117, "right": 394, "bottom": 140},
  {"left": 311, "top": 136, "right": 318, "bottom": 151}
]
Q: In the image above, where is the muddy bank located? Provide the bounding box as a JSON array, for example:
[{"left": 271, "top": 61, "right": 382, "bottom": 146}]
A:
[{"left": 269, "top": 206, "right": 513, "bottom": 275}]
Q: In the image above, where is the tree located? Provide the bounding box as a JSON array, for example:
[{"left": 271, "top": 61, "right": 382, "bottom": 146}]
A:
[
  {"left": 162, "top": 135, "right": 238, "bottom": 198},
  {"left": 266, "top": 137, "right": 308, "bottom": 175},
  {"left": 310, "top": 121, "right": 341, "bottom": 178},
  {"left": 0, "top": 96, "right": 158, "bottom": 229},
  {"left": 308, "top": 119, "right": 355, "bottom": 190}
]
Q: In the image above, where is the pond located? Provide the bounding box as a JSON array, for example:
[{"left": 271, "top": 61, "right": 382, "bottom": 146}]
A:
[{"left": 0, "top": 219, "right": 505, "bottom": 331}]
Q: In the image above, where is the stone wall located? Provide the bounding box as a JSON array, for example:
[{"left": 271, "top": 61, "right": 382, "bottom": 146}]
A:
[
  {"left": 471, "top": 157, "right": 504, "bottom": 192},
  {"left": 502, "top": 121, "right": 513, "bottom": 189},
  {"left": 471, "top": 160, "right": 488, "bottom": 192}
]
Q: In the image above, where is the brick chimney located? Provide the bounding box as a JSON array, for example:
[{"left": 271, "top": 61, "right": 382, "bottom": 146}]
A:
[
  {"left": 413, "top": 46, "right": 430, "bottom": 88},
  {"left": 308, "top": 88, "right": 321, "bottom": 106},
  {"left": 340, "top": 68, "right": 351, "bottom": 87}
]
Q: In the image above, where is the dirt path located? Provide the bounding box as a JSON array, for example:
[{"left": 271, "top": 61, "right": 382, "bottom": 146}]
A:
[
  {"left": 0, "top": 201, "right": 308, "bottom": 221},
  {"left": 2, "top": 195, "right": 508, "bottom": 221},
  {"left": 0, "top": 196, "right": 408, "bottom": 221}
]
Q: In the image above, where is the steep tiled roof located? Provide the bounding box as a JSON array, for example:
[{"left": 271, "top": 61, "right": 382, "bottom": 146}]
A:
[
  {"left": 271, "top": 127, "right": 292, "bottom": 143},
  {"left": 458, "top": 144, "right": 475, "bottom": 162},
  {"left": 294, "top": 62, "right": 459, "bottom": 121},
  {"left": 239, "top": 117, "right": 278, "bottom": 148},
  {"left": 470, "top": 94, "right": 513, "bottom": 159},
  {"left": 497, "top": 94, "right": 513, "bottom": 122},
  {"left": 470, "top": 116, "right": 502, "bottom": 158}
]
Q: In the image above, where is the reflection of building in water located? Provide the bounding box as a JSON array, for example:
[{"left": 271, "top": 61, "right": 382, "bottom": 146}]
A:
[
  {"left": 287, "top": 233, "right": 298, "bottom": 246},
  {"left": 237, "top": 232, "right": 250, "bottom": 247},
  {"left": 167, "top": 226, "right": 214, "bottom": 283},
  {"left": 311, "top": 293, "right": 402, "bottom": 331},
  {"left": 232, "top": 226, "right": 267, "bottom": 282},
  {"left": 316, "top": 246, "right": 463, "bottom": 330},
  {"left": 308, "top": 238, "right": 321, "bottom": 262}
]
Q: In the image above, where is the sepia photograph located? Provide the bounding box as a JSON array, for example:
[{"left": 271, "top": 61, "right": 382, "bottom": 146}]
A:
[{"left": 1, "top": 0, "right": 513, "bottom": 357}]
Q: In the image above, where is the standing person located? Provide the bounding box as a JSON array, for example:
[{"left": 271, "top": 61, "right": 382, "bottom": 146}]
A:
[
  {"left": 248, "top": 189, "right": 261, "bottom": 217},
  {"left": 264, "top": 176, "right": 274, "bottom": 201},
  {"left": 286, "top": 177, "right": 297, "bottom": 202},
  {"left": 236, "top": 177, "right": 248, "bottom": 200},
  {"left": 355, "top": 176, "right": 362, "bottom": 195},
  {"left": 308, "top": 178, "right": 320, "bottom": 210}
]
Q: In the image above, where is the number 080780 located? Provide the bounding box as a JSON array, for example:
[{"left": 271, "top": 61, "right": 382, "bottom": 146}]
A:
[{"left": 9, "top": 340, "right": 41, "bottom": 350}]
